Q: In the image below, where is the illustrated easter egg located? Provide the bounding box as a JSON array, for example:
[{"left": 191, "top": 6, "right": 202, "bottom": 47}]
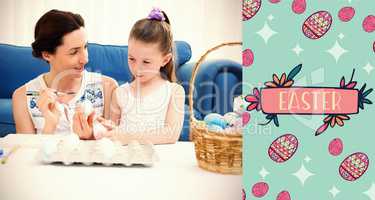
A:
[
  {"left": 373, "top": 41, "right": 375, "bottom": 53},
  {"left": 243, "top": 48, "right": 254, "bottom": 67},
  {"left": 252, "top": 182, "right": 269, "bottom": 198},
  {"left": 269, "top": 0, "right": 281, "bottom": 3},
  {"left": 204, "top": 113, "right": 227, "bottom": 128},
  {"left": 339, "top": 152, "right": 369, "bottom": 181},
  {"left": 328, "top": 138, "right": 343, "bottom": 156},
  {"left": 268, "top": 134, "right": 298, "bottom": 163},
  {"left": 292, "top": 0, "right": 306, "bottom": 14},
  {"left": 242, "top": 188, "right": 246, "bottom": 200},
  {"left": 362, "top": 15, "right": 375, "bottom": 33},
  {"left": 242, "top": 112, "right": 251, "bottom": 126},
  {"left": 276, "top": 191, "right": 291, "bottom": 200},
  {"left": 302, "top": 11, "right": 332, "bottom": 39},
  {"left": 243, "top": 0, "right": 261, "bottom": 21},
  {"left": 338, "top": 7, "right": 355, "bottom": 22}
]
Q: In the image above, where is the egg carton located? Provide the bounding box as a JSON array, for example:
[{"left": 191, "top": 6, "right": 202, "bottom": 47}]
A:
[{"left": 36, "top": 137, "right": 158, "bottom": 167}]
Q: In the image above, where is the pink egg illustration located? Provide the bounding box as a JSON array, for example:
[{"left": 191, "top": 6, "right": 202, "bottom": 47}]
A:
[
  {"left": 338, "top": 7, "right": 355, "bottom": 22},
  {"left": 242, "top": 112, "right": 251, "bottom": 126},
  {"left": 276, "top": 191, "right": 291, "bottom": 200},
  {"left": 302, "top": 11, "right": 333, "bottom": 39},
  {"left": 339, "top": 152, "right": 369, "bottom": 181},
  {"left": 362, "top": 15, "right": 375, "bottom": 33},
  {"left": 373, "top": 41, "right": 375, "bottom": 53},
  {"left": 328, "top": 138, "right": 343, "bottom": 156},
  {"left": 243, "top": 0, "right": 262, "bottom": 21},
  {"left": 243, "top": 48, "right": 254, "bottom": 67},
  {"left": 269, "top": 0, "right": 281, "bottom": 3},
  {"left": 242, "top": 188, "right": 246, "bottom": 200},
  {"left": 292, "top": 0, "right": 306, "bottom": 14},
  {"left": 268, "top": 134, "right": 298, "bottom": 163},
  {"left": 252, "top": 182, "right": 269, "bottom": 198}
]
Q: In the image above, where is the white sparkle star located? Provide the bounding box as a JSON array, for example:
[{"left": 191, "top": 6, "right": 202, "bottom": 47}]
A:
[
  {"left": 326, "top": 41, "right": 348, "bottom": 63},
  {"left": 364, "top": 183, "right": 375, "bottom": 200},
  {"left": 304, "top": 155, "right": 311, "bottom": 163},
  {"left": 292, "top": 44, "right": 304, "bottom": 56},
  {"left": 292, "top": 164, "right": 315, "bottom": 186},
  {"left": 329, "top": 186, "right": 340, "bottom": 198},
  {"left": 363, "top": 62, "right": 374, "bottom": 75},
  {"left": 259, "top": 167, "right": 270, "bottom": 179},
  {"left": 256, "top": 22, "right": 277, "bottom": 44},
  {"left": 268, "top": 14, "right": 274, "bottom": 21},
  {"left": 338, "top": 33, "right": 345, "bottom": 40}
]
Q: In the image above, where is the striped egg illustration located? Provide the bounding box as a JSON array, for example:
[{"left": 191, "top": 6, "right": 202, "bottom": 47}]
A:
[
  {"left": 328, "top": 138, "right": 343, "bottom": 156},
  {"left": 276, "top": 191, "right": 291, "bottom": 200},
  {"left": 339, "top": 152, "right": 369, "bottom": 181},
  {"left": 302, "top": 11, "right": 332, "bottom": 39},
  {"left": 292, "top": 0, "right": 306, "bottom": 14},
  {"left": 268, "top": 134, "right": 298, "bottom": 163},
  {"left": 362, "top": 15, "right": 375, "bottom": 33},
  {"left": 338, "top": 7, "right": 355, "bottom": 22},
  {"left": 243, "top": 48, "right": 254, "bottom": 67},
  {"left": 243, "top": 0, "right": 261, "bottom": 21},
  {"left": 252, "top": 182, "right": 269, "bottom": 198}
]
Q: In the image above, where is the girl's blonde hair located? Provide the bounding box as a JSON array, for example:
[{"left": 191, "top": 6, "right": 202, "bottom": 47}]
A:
[{"left": 129, "top": 10, "right": 176, "bottom": 82}]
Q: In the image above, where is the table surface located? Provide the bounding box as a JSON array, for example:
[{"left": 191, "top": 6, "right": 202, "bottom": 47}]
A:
[{"left": 0, "top": 134, "right": 241, "bottom": 200}]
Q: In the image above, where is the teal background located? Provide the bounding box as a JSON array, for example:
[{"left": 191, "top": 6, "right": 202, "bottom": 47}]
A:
[{"left": 243, "top": 0, "right": 374, "bottom": 199}]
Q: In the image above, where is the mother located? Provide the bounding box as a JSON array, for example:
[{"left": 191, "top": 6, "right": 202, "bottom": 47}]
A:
[{"left": 12, "top": 9, "right": 117, "bottom": 139}]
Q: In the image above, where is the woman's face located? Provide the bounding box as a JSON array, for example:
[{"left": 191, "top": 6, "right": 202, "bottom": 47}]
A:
[
  {"left": 128, "top": 38, "right": 172, "bottom": 84},
  {"left": 42, "top": 27, "right": 89, "bottom": 77}
]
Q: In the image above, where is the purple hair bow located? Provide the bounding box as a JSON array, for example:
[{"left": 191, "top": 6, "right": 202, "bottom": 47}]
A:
[{"left": 147, "top": 8, "right": 165, "bottom": 21}]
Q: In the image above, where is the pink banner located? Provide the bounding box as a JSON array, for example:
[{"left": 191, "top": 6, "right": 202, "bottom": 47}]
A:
[{"left": 260, "top": 88, "right": 359, "bottom": 114}]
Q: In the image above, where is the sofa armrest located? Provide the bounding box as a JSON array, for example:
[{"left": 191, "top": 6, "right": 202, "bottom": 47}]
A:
[{"left": 176, "top": 59, "right": 242, "bottom": 117}]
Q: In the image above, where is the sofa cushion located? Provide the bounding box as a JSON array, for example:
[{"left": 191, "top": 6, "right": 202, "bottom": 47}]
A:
[{"left": 0, "top": 41, "right": 192, "bottom": 98}]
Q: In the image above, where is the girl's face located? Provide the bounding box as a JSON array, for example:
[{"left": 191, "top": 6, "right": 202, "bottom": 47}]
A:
[
  {"left": 128, "top": 38, "right": 172, "bottom": 84},
  {"left": 42, "top": 27, "right": 89, "bottom": 78}
]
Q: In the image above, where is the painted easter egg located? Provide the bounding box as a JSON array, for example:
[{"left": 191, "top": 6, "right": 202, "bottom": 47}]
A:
[
  {"left": 292, "top": 0, "right": 306, "bottom": 14},
  {"left": 269, "top": 0, "right": 281, "bottom": 3},
  {"left": 328, "top": 138, "right": 343, "bottom": 156},
  {"left": 338, "top": 7, "right": 355, "bottom": 22},
  {"left": 204, "top": 113, "right": 227, "bottom": 128},
  {"left": 242, "top": 188, "right": 246, "bottom": 200},
  {"left": 276, "top": 191, "right": 291, "bottom": 200},
  {"left": 302, "top": 11, "right": 332, "bottom": 39},
  {"left": 339, "top": 152, "right": 369, "bottom": 181},
  {"left": 362, "top": 15, "right": 375, "bottom": 33},
  {"left": 268, "top": 134, "right": 298, "bottom": 163},
  {"left": 243, "top": 48, "right": 254, "bottom": 67},
  {"left": 243, "top": 0, "right": 261, "bottom": 21},
  {"left": 252, "top": 182, "right": 269, "bottom": 198},
  {"left": 224, "top": 112, "right": 240, "bottom": 126}
]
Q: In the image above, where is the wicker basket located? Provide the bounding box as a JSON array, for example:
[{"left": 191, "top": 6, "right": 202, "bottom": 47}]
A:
[{"left": 189, "top": 42, "right": 242, "bottom": 175}]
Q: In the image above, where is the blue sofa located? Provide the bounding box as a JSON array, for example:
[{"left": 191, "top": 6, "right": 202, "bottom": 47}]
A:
[{"left": 0, "top": 41, "right": 242, "bottom": 140}]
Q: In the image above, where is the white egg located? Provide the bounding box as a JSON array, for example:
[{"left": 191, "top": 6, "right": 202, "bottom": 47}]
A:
[
  {"left": 223, "top": 112, "right": 241, "bottom": 126},
  {"left": 96, "top": 138, "right": 115, "bottom": 159},
  {"left": 61, "top": 133, "right": 80, "bottom": 152}
]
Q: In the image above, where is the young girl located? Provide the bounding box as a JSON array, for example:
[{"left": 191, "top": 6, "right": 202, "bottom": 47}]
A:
[{"left": 94, "top": 8, "right": 185, "bottom": 144}]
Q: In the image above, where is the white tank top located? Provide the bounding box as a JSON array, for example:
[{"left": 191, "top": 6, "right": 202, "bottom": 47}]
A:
[
  {"left": 25, "top": 70, "right": 104, "bottom": 134},
  {"left": 116, "top": 81, "right": 172, "bottom": 133}
]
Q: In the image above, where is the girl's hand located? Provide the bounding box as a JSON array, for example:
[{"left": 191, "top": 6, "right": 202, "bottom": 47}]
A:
[
  {"left": 37, "top": 89, "right": 61, "bottom": 132},
  {"left": 72, "top": 105, "right": 95, "bottom": 140}
]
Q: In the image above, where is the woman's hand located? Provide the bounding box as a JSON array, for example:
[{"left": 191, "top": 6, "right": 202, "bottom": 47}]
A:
[
  {"left": 37, "top": 89, "right": 61, "bottom": 133},
  {"left": 72, "top": 105, "right": 95, "bottom": 140}
]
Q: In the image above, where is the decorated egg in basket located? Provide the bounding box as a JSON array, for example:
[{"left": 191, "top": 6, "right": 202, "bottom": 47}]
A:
[
  {"left": 243, "top": 0, "right": 261, "bottom": 21},
  {"left": 204, "top": 113, "right": 227, "bottom": 129},
  {"left": 302, "top": 11, "right": 332, "bottom": 39},
  {"left": 339, "top": 152, "right": 369, "bottom": 181},
  {"left": 268, "top": 134, "right": 298, "bottom": 163}
]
